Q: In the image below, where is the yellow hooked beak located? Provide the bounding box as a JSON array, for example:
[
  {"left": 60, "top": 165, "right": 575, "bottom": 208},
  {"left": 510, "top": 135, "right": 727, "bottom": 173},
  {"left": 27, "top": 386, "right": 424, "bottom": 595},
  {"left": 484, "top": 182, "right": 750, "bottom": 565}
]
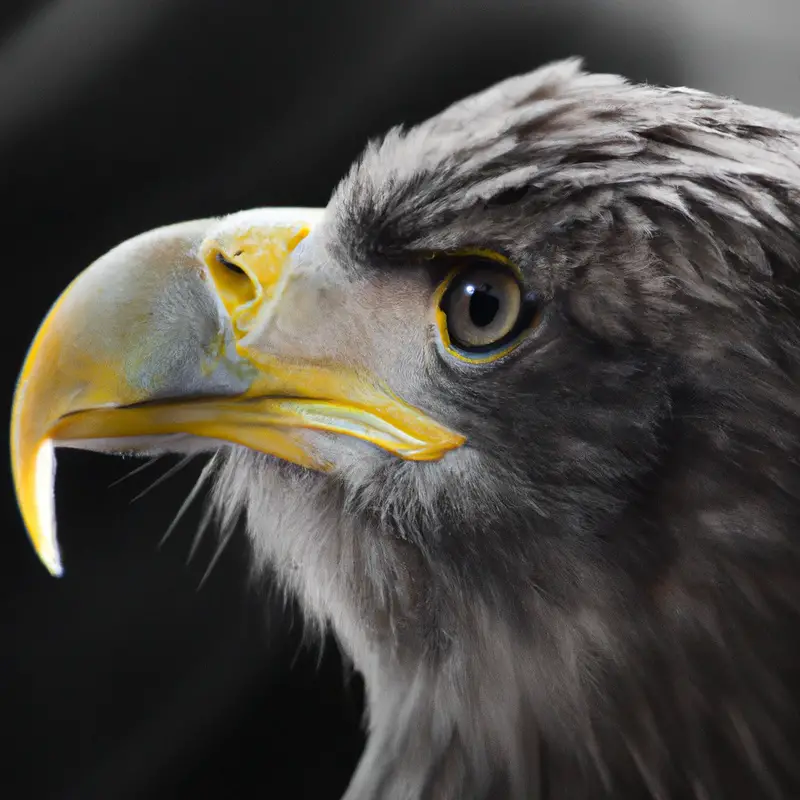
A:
[{"left": 10, "top": 208, "right": 465, "bottom": 576}]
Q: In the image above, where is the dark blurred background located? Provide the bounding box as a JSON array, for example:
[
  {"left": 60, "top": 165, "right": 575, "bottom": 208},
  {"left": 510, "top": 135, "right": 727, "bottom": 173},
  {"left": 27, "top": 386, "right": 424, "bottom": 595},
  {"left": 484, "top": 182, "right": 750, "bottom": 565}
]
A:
[{"left": 1, "top": 1, "right": 798, "bottom": 798}]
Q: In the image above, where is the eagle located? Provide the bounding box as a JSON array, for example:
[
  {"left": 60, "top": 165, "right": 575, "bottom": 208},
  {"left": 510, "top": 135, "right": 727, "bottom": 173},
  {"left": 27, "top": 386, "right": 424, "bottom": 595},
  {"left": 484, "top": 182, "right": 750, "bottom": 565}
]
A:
[{"left": 11, "top": 59, "right": 800, "bottom": 799}]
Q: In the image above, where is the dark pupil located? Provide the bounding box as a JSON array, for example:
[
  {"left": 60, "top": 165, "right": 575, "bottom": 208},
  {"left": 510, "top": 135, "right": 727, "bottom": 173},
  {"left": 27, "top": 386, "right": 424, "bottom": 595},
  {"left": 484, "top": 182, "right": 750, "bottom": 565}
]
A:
[{"left": 468, "top": 283, "right": 499, "bottom": 328}]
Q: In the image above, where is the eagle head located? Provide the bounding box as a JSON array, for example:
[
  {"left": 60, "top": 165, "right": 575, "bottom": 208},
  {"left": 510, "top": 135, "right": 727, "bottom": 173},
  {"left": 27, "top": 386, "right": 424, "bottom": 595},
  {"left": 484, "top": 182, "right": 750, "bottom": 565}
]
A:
[{"left": 11, "top": 60, "right": 800, "bottom": 799}]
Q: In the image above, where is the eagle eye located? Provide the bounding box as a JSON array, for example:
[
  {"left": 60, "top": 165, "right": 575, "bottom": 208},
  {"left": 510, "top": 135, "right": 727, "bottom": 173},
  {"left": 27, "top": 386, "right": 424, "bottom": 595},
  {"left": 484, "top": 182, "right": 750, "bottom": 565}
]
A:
[{"left": 436, "top": 259, "right": 535, "bottom": 362}]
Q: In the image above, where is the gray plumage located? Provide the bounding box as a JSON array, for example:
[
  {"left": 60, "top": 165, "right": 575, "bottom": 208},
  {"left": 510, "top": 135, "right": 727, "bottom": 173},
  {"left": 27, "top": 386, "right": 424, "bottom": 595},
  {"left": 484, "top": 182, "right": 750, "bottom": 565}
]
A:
[{"left": 211, "top": 59, "right": 800, "bottom": 799}]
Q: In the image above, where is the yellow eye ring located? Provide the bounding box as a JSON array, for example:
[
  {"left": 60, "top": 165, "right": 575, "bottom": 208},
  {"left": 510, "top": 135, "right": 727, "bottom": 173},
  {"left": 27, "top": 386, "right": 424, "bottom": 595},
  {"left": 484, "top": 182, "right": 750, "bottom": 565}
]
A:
[{"left": 433, "top": 254, "right": 538, "bottom": 364}]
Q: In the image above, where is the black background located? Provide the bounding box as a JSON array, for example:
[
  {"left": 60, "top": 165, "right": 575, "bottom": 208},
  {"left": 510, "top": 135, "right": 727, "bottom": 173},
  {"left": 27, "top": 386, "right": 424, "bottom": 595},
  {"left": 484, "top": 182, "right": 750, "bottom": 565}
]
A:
[{"left": 0, "top": 1, "right": 794, "bottom": 798}]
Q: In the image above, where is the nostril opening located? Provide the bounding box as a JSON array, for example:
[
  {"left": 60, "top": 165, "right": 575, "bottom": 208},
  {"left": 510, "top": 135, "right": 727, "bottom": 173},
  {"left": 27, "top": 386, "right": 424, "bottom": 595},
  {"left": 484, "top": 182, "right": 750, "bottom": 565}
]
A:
[
  {"left": 204, "top": 248, "right": 261, "bottom": 332},
  {"left": 216, "top": 251, "right": 247, "bottom": 276}
]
